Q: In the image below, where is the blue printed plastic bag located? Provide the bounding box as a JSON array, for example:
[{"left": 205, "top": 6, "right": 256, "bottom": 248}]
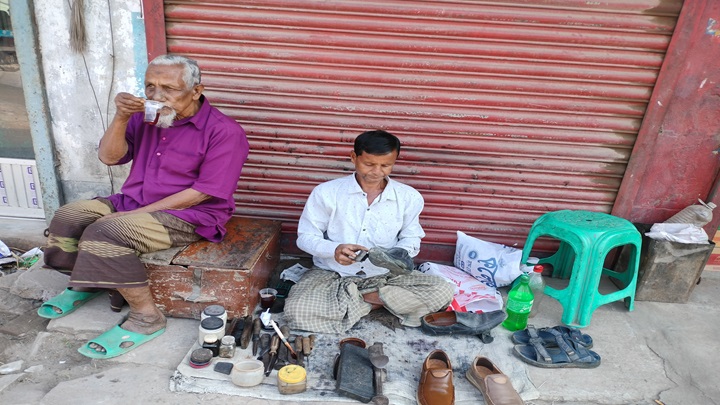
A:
[{"left": 454, "top": 231, "right": 526, "bottom": 288}]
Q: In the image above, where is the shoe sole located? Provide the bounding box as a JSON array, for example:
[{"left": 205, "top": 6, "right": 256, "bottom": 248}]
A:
[
  {"left": 368, "top": 250, "right": 412, "bottom": 274},
  {"left": 417, "top": 391, "right": 455, "bottom": 405}
]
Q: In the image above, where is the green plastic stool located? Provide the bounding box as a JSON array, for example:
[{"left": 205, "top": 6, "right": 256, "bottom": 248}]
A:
[{"left": 520, "top": 210, "right": 641, "bottom": 328}]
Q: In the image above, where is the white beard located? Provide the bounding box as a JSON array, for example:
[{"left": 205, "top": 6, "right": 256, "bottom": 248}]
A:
[{"left": 155, "top": 108, "right": 178, "bottom": 128}]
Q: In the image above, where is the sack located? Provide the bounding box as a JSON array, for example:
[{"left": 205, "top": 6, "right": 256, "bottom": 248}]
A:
[
  {"left": 418, "top": 262, "right": 502, "bottom": 313},
  {"left": 454, "top": 231, "right": 527, "bottom": 288}
]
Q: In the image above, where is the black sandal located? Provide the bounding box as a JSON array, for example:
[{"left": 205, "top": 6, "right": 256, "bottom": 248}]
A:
[
  {"left": 513, "top": 329, "right": 601, "bottom": 368},
  {"left": 511, "top": 324, "right": 593, "bottom": 348},
  {"left": 108, "top": 289, "right": 127, "bottom": 312}
]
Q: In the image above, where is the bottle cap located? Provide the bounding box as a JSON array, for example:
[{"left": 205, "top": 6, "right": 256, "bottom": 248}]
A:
[
  {"left": 204, "top": 335, "right": 218, "bottom": 344},
  {"left": 221, "top": 335, "right": 236, "bottom": 345},
  {"left": 533, "top": 265, "right": 544, "bottom": 273}
]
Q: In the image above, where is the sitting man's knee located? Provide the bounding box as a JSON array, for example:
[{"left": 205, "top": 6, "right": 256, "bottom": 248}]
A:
[
  {"left": 80, "top": 219, "right": 129, "bottom": 247},
  {"left": 440, "top": 280, "right": 454, "bottom": 296}
]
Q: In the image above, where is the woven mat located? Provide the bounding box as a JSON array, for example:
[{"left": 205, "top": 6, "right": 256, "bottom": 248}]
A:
[{"left": 170, "top": 312, "right": 539, "bottom": 404}]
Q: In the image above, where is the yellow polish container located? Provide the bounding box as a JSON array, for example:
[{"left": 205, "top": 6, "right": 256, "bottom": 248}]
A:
[{"left": 277, "top": 365, "right": 307, "bottom": 395}]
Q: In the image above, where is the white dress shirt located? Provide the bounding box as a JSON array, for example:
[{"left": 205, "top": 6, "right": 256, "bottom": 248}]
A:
[{"left": 296, "top": 173, "right": 425, "bottom": 277}]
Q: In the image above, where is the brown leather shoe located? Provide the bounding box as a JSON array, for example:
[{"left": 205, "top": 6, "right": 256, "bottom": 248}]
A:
[
  {"left": 466, "top": 356, "right": 523, "bottom": 405},
  {"left": 417, "top": 349, "right": 455, "bottom": 405}
]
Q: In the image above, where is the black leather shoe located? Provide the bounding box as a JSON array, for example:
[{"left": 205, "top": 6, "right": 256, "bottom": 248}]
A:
[
  {"left": 368, "top": 247, "right": 414, "bottom": 275},
  {"left": 421, "top": 310, "right": 506, "bottom": 337}
]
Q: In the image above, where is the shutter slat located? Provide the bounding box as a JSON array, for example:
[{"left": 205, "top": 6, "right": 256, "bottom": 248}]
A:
[{"left": 165, "top": 0, "right": 680, "bottom": 258}]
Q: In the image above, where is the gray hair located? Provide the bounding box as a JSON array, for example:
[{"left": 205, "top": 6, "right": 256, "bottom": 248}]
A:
[{"left": 148, "top": 55, "right": 201, "bottom": 89}]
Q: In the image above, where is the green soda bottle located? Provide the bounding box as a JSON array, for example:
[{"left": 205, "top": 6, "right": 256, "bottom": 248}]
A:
[{"left": 502, "top": 274, "right": 534, "bottom": 331}]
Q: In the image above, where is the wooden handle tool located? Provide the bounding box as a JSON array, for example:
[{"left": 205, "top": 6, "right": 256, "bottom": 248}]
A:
[
  {"left": 269, "top": 320, "right": 297, "bottom": 359},
  {"left": 265, "top": 335, "right": 280, "bottom": 376},
  {"left": 301, "top": 336, "right": 312, "bottom": 367},
  {"left": 295, "top": 336, "right": 305, "bottom": 367}
]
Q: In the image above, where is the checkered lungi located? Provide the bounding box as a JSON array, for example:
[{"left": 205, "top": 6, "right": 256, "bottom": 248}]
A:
[
  {"left": 284, "top": 268, "right": 454, "bottom": 333},
  {"left": 44, "top": 199, "right": 200, "bottom": 289}
]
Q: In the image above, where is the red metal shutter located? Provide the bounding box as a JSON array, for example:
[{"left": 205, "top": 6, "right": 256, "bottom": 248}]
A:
[{"left": 163, "top": 0, "right": 681, "bottom": 259}]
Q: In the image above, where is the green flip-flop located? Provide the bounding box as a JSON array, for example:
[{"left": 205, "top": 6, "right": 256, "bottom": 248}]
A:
[
  {"left": 78, "top": 324, "right": 166, "bottom": 359},
  {"left": 37, "top": 288, "right": 102, "bottom": 319}
]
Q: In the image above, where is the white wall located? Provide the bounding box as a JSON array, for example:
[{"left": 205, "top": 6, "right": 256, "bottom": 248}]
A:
[{"left": 35, "top": 0, "right": 145, "bottom": 201}]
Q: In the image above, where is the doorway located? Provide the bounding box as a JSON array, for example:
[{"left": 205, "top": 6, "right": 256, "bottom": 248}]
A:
[{"left": 0, "top": 1, "right": 43, "bottom": 219}]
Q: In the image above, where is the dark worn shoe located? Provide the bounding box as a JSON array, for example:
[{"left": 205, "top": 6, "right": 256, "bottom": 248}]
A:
[
  {"left": 421, "top": 310, "right": 506, "bottom": 337},
  {"left": 466, "top": 356, "right": 523, "bottom": 405},
  {"left": 108, "top": 289, "right": 126, "bottom": 313},
  {"left": 368, "top": 247, "right": 414, "bottom": 275},
  {"left": 417, "top": 349, "right": 454, "bottom": 405}
]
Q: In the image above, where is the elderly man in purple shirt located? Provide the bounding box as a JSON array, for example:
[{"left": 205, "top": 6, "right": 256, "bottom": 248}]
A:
[{"left": 39, "top": 55, "right": 249, "bottom": 359}]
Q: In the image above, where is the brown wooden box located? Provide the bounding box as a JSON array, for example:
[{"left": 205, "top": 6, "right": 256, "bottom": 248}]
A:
[{"left": 141, "top": 216, "right": 281, "bottom": 319}]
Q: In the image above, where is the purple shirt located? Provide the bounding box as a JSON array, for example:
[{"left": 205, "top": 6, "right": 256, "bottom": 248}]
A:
[{"left": 104, "top": 96, "right": 249, "bottom": 242}]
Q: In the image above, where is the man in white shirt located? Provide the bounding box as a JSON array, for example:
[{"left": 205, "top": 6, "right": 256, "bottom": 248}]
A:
[{"left": 284, "top": 130, "right": 453, "bottom": 333}]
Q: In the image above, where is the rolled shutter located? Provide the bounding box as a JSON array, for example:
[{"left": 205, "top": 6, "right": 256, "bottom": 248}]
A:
[{"left": 163, "top": 0, "right": 681, "bottom": 257}]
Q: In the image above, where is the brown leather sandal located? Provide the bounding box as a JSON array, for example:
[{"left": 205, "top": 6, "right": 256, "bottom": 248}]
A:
[{"left": 466, "top": 356, "right": 523, "bottom": 405}]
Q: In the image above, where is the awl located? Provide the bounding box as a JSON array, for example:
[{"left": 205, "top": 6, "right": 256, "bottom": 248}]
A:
[{"left": 265, "top": 334, "right": 280, "bottom": 376}]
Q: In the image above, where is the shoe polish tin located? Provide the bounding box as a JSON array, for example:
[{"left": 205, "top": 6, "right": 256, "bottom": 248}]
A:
[
  {"left": 201, "top": 305, "right": 227, "bottom": 327},
  {"left": 189, "top": 348, "right": 213, "bottom": 369},
  {"left": 198, "top": 315, "right": 225, "bottom": 345},
  {"left": 277, "top": 365, "right": 307, "bottom": 394}
]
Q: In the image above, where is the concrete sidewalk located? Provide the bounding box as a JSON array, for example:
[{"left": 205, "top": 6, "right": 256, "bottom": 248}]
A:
[{"left": 1, "top": 216, "right": 719, "bottom": 404}]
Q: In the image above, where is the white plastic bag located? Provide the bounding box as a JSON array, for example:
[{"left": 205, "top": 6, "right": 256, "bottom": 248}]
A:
[
  {"left": 454, "top": 231, "right": 526, "bottom": 288},
  {"left": 645, "top": 223, "right": 709, "bottom": 244},
  {"left": 418, "top": 262, "right": 502, "bottom": 312},
  {"left": 0, "top": 240, "right": 10, "bottom": 258}
]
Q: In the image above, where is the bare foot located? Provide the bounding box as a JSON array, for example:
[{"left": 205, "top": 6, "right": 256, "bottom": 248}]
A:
[
  {"left": 50, "top": 287, "right": 100, "bottom": 314},
  {"left": 363, "top": 291, "right": 384, "bottom": 310},
  {"left": 120, "top": 310, "right": 166, "bottom": 334}
]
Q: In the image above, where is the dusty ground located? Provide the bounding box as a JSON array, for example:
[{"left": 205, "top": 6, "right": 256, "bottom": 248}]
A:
[
  {"left": 0, "top": 274, "right": 115, "bottom": 401},
  {"left": 1, "top": 240, "right": 719, "bottom": 405},
  {"left": 0, "top": 257, "right": 313, "bottom": 403}
]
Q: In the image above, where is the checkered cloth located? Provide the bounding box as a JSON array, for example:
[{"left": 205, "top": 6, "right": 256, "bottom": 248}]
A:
[{"left": 284, "top": 268, "right": 454, "bottom": 333}]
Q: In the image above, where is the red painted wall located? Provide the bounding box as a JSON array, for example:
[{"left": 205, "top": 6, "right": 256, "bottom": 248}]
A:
[
  {"left": 613, "top": 1, "right": 720, "bottom": 236},
  {"left": 142, "top": 0, "right": 166, "bottom": 61}
]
